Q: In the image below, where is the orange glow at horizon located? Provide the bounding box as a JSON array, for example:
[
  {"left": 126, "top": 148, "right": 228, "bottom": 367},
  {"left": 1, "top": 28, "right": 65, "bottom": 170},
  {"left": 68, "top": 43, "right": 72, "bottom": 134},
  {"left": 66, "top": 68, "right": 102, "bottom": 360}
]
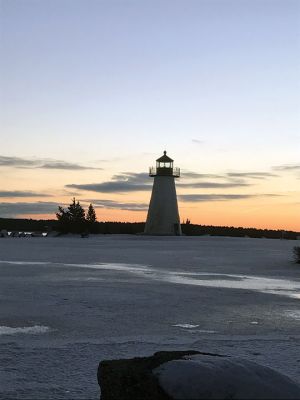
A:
[
  {"left": 0, "top": 162, "right": 299, "bottom": 232},
  {"left": 16, "top": 198, "right": 299, "bottom": 233}
]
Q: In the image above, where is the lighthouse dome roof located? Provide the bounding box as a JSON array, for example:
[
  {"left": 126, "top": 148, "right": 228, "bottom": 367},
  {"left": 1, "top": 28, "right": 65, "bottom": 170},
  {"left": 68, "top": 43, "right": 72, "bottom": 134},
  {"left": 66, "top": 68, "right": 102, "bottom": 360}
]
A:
[{"left": 156, "top": 151, "right": 173, "bottom": 163}]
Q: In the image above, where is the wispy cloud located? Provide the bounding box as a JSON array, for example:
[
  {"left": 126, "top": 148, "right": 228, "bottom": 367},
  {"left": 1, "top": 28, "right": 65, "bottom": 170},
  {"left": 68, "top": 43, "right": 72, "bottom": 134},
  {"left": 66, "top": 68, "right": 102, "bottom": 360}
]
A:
[
  {"left": 0, "top": 201, "right": 59, "bottom": 217},
  {"left": 179, "top": 194, "right": 281, "bottom": 202},
  {"left": 182, "top": 171, "right": 224, "bottom": 179},
  {"left": 177, "top": 181, "right": 251, "bottom": 189},
  {"left": 192, "top": 139, "right": 204, "bottom": 144},
  {"left": 66, "top": 167, "right": 278, "bottom": 194},
  {"left": 0, "top": 156, "right": 37, "bottom": 167},
  {"left": 66, "top": 172, "right": 151, "bottom": 193},
  {"left": 112, "top": 172, "right": 149, "bottom": 183},
  {"left": 183, "top": 170, "right": 277, "bottom": 180},
  {"left": 0, "top": 156, "right": 101, "bottom": 170},
  {"left": 87, "top": 199, "right": 148, "bottom": 211},
  {"left": 272, "top": 164, "right": 300, "bottom": 172},
  {"left": 66, "top": 182, "right": 150, "bottom": 193},
  {"left": 67, "top": 171, "right": 251, "bottom": 193},
  {"left": 226, "top": 172, "right": 278, "bottom": 179},
  {"left": 0, "top": 191, "right": 50, "bottom": 198},
  {"left": 39, "top": 161, "right": 101, "bottom": 170}
]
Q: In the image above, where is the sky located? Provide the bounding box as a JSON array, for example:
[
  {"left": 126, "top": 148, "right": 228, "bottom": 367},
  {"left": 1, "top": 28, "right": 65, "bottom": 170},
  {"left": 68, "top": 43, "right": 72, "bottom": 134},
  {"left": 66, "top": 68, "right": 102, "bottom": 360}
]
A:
[{"left": 0, "top": 0, "right": 299, "bottom": 231}]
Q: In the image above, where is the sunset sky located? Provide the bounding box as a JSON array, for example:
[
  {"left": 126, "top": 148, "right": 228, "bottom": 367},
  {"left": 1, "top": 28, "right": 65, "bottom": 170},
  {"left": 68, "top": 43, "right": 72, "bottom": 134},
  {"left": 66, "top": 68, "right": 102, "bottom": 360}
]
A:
[{"left": 0, "top": 0, "right": 299, "bottom": 231}]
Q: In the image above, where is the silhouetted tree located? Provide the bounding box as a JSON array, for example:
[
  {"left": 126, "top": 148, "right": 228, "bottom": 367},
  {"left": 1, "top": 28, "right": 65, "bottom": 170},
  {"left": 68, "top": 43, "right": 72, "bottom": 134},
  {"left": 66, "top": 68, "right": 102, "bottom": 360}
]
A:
[
  {"left": 86, "top": 203, "right": 97, "bottom": 233},
  {"left": 56, "top": 206, "right": 71, "bottom": 233},
  {"left": 56, "top": 198, "right": 86, "bottom": 233},
  {"left": 68, "top": 198, "right": 85, "bottom": 221},
  {"left": 86, "top": 204, "right": 97, "bottom": 223}
]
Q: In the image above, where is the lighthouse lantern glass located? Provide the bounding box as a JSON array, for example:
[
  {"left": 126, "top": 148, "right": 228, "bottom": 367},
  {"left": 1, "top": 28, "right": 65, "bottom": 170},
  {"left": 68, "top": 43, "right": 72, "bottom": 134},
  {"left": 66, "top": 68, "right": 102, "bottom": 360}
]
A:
[{"left": 156, "top": 161, "right": 173, "bottom": 169}]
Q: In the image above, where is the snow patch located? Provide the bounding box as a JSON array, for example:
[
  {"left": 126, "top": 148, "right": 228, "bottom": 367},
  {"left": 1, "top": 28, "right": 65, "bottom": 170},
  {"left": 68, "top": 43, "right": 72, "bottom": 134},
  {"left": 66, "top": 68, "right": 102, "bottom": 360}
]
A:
[
  {"left": 160, "top": 273, "right": 300, "bottom": 300},
  {"left": 65, "top": 262, "right": 150, "bottom": 273},
  {"left": 0, "top": 325, "right": 51, "bottom": 336},
  {"left": 285, "top": 310, "right": 300, "bottom": 320},
  {"left": 0, "top": 260, "right": 150, "bottom": 274},
  {"left": 172, "top": 325, "right": 216, "bottom": 333},
  {"left": 0, "top": 260, "right": 50, "bottom": 265},
  {"left": 1, "top": 260, "right": 300, "bottom": 299},
  {"left": 173, "top": 324, "right": 199, "bottom": 329}
]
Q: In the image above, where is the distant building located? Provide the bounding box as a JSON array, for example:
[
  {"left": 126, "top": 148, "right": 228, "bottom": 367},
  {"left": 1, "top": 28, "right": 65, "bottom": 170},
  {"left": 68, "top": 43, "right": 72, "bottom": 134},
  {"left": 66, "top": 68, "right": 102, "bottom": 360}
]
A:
[{"left": 144, "top": 151, "right": 181, "bottom": 236}]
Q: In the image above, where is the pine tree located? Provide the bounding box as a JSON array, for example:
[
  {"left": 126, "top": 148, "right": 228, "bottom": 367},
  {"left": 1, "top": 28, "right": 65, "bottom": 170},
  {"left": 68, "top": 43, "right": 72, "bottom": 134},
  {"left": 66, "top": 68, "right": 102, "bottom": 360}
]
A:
[
  {"left": 86, "top": 203, "right": 97, "bottom": 223},
  {"left": 68, "top": 198, "right": 85, "bottom": 222},
  {"left": 56, "top": 206, "right": 71, "bottom": 233},
  {"left": 56, "top": 198, "right": 86, "bottom": 233}
]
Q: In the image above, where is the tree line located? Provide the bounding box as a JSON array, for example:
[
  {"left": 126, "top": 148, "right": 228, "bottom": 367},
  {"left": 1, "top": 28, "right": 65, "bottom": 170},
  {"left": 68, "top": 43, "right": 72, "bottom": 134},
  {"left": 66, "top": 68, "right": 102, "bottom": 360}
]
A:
[
  {"left": 0, "top": 197, "right": 299, "bottom": 239},
  {"left": 55, "top": 198, "right": 145, "bottom": 234}
]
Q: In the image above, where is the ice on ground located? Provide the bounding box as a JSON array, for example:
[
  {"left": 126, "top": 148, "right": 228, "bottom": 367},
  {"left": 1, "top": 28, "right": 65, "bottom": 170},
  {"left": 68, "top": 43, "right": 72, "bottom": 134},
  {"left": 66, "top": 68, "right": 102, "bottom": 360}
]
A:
[
  {"left": 285, "top": 310, "right": 300, "bottom": 320},
  {"left": 0, "top": 260, "right": 149, "bottom": 272},
  {"left": 172, "top": 324, "right": 217, "bottom": 334},
  {"left": 1, "top": 260, "right": 300, "bottom": 299},
  {"left": 0, "top": 260, "right": 50, "bottom": 266},
  {"left": 161, "top": 273, "right": 300, "bottom": 299},
  {"left": 0, "top": 325, "right": 51, "bottom": 335},
  {"left": 0, "top": 235, "right": 299, "bottom": 399},
  {"left": 154, "top": 355, "right": 300, "bottom": 399},
  {"left": 173, "top": 324, "right": 200, "bottom": 329}
]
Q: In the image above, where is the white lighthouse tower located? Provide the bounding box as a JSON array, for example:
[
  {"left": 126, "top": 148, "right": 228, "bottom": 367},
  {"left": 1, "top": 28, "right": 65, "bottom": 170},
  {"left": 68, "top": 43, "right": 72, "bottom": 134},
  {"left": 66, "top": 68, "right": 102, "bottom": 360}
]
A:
[{"left": 144, "top": 151, "right": 182, "bottom": 236}]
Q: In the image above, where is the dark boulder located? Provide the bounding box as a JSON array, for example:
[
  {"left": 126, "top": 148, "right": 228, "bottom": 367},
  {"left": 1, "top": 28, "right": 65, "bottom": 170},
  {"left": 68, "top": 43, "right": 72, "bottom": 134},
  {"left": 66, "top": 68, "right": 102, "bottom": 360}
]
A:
[
  {"left": 98, "top": 350, "right": 300, "bottom": 400},
  {"left": 97, "top": 350, "right": 223, "bottom": 400}
]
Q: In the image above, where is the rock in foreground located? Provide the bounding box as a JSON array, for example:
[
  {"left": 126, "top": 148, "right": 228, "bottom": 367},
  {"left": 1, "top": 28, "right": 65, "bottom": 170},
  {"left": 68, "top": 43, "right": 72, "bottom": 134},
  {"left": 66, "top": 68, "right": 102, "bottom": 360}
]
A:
[
  {"left": 154, "top": 354, "right": 300, "bottom": 399},
  {"left": 98, "top": 351, "right": 300, "bottom": 400},
  {"left": 98, "top": 350, "right": 205, "bottom": 399}
]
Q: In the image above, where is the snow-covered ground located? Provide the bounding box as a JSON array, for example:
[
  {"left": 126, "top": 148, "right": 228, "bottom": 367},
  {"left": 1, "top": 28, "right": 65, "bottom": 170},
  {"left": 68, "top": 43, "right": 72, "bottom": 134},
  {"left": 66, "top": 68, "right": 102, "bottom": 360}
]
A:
[{"left": 0, "top": 235, "right": 299, "bottom": 399}]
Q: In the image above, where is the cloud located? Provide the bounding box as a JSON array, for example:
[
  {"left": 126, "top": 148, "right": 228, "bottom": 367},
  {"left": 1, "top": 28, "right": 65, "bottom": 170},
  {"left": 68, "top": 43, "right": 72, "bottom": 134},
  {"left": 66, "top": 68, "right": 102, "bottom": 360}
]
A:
[
  {"left": 0, "top": 156, "right": 101, "bottom": 170},
  {"left": 66, "top": 167, "right": 277, "bottom": 195},
  {"left": 39, "top": 161, "right": 101, "bottom": 170},
  {"left": 67, "top": 171, "right": 252, "bottom": 193},
  {"left": 179, "top": 194, "right": 281, "bottom": 202},
  {"left": 272, "top": 164, "right": 300, "bottom": 172},
  {"left": 177, "top": 181, "right": 251, "bottom": 189},
  {"left": 88, "top": 199, "right": 148, "bottom": 211},
  {"left": 181, "top": 170, "right": 277, "bottom": 186},
  {"left": 0, "top": 156, "right": 37, "bottom": 167},
  {"left": 182, "top": 171, "right": 224, "bottom": 179},
  {"left": 67, "top": 182, "right": 151, "bottom": 193},
  {"left": 0, "top": 191, "right": 50, "bottom": 198},
  {"left": 226, "top": 172, "right": 278, "bottom": 179},
  {"left": 66, "top": 172, "right": 152, "bottom": 193},
  {"left": 192, "top": 139, "right": 204, "bottom": 144},
  {"left": 112, "top": 172, "right": 149, "bottom": 183},
  {"left": 183, "top": 170, "right": 277, "bottom": 180},
  {"left": 0, "top": 201, "right": 59, "bottom": 217}
]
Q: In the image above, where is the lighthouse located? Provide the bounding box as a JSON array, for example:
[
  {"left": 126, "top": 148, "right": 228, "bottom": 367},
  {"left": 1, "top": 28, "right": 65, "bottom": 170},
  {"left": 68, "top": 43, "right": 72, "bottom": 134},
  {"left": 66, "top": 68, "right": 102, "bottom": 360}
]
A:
[{"left": 144, "top": 151, "right": 182, "bottom": 235}]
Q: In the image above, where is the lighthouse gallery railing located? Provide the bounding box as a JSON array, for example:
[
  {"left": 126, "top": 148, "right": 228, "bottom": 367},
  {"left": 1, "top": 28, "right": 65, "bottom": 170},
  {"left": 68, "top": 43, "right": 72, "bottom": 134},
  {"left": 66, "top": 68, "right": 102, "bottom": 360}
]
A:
[{"left": 149, "top": 167, "right": 180, "bottom": 177}]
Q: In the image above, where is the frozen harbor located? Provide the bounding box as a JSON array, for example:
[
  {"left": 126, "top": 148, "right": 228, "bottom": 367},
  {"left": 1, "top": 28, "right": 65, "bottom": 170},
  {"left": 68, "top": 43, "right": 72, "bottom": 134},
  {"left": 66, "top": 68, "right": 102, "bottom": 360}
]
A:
[{"left": 0, "top": 235, "right": 299, "bottom": 399}]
